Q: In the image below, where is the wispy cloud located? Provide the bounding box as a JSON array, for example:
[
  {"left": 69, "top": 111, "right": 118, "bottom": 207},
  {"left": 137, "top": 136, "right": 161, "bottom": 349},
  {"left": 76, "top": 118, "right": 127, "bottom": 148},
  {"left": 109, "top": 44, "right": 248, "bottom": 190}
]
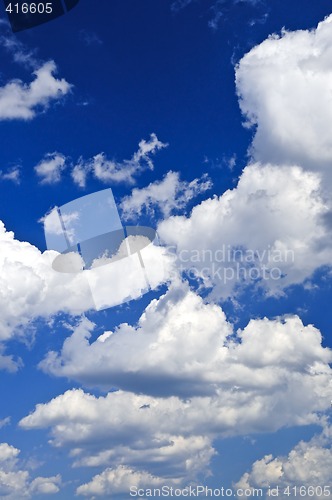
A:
[
  {"left": 120, "top": 170, "right": 212, "bottom": 220},
  {"left": 72, "top": 133, "right": 168, "bottom": 187},
  {"left": 0, "top": 19, "right": 39, "bottom": 69},
  {"left": 0, "top": 166, "right": 21, "bottom": 184},
  {"left": 171, "top": 0, "right": 267, "bottom": 30},
  {"left": 34, "top": 152, "right": 67, "bottom": 185},
  {"left": 79, "top": 30, "right": 103, "bottom": 46},
  {"left": 171, "top": 0, "right": 195, "bottom": 12},
  {"left": 0, "top": 442, "right": 61, "bottom": 497}
]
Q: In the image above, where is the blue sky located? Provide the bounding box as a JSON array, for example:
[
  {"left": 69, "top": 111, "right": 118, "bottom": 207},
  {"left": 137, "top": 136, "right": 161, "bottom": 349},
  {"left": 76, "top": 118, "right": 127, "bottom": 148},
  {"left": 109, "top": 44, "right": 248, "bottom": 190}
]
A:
[{"left": 0, "top": 0, "right": 332, "bottom": 498}]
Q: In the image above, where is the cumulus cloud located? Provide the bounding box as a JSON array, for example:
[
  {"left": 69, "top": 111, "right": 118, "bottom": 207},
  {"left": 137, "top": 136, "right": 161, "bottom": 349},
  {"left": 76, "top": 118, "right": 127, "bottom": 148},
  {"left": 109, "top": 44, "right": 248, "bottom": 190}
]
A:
[
  {"left": 5, "top": 9, "right": 332, "bottom": 497},
  {"left": 34, "top": 153, "right": 67, "bottom": 184},
  {"left": 0, "top": 346, "right": 21, "bottom": 373},
  {"left": 20, "top": 279, "right": 332, "bottom": 490},
  {"left": 71, "top": 133, "right": 167, "bottom": 187},
  {"left": 0, "top": 442, "right": 61, "bottom": 498},
  {"left": 154, "top": 17, "right": 332, "bottom": 300},
  {"left": 236, "top": 14, "right": 332, "bottom": 178},
  {"left": 120, "top": 171, "right": 212, "bottom": 220},
  {"left": 0, "top": 61, "right": 71, "bottom": 120},
  {"left": 0, "top": 218, "right": 173, "bottom": 352},
  {"left": 234, "top": 425, "right": 332, "bottom": 498},
  {"left": 39, "top": 281, "right": 332, "bottom": 408},
  {"left": 20, "top": 388, "right": 216, "bottom": 489},
  {"left": 76, "top": 465, "right": 176, "bottom": 497},
  {"left": 20, "top": 348, "right": 332, "bottom": 492},
  {"left": 158, "top": 163, "right": 332, "bottom": 298},
  {"left": 0, "top": 221, "right": 95, "bottom": 344}
]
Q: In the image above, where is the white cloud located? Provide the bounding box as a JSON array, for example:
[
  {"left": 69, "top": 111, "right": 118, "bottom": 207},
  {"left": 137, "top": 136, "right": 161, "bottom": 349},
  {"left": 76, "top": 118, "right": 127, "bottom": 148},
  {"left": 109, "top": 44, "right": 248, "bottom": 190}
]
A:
[
  {"left": 29, "top": 476, "right": 61, "bottom": 495},
  {"left": 158, "top": 163, "right": 332, "bottom": 298},
  {"left": 19, "top": 279, "right": 332, "bottom": 490},
  {"left": 0, "top": 167, "right": 20, "bottom": 184},
  {"left": 20, "top": 347, "right": 332, "bottom": 492},
  {"left": 0, "top": 21, "right": 39, "bottom": 69},
  {"left": 0, "top": 442, "right": 61, "bottom": 498},
  {"left": 39, "top": 281, "right": 332, "bottom": 407},
  {"left": 20, "top": 388, "right": 216, "bottom": 489},
  {"left": 0, "top": 61, "right": 71, "bottom": 120},
  {"left": 236, "top": 14, "right": 332, "bottom": 179},
  {"left": 0, "top": 444, "right": 20, "bottom": 465},
  {"left": 34, "top": 153, "right": 67, "bottom": 184},
  {"left": 3, "top": 9, "right": 332, "bottom": 497},
  {"left": 0, "top": 220, "right": 95, "bottom": 345},
  {"left": 41, "top": 208, "right": 80, "bottom": 243},
  {"left": 0, "top": 218, "right": 173, "bottom": 351},
  {"left": 0, "top": 345, "right": 21, "bottom": 373},
  {"left": 71, "top": 133, "right": 167, "bottom": 187},
  {"left": 120, "top": 171, "right": 212, "bottom": 220},
  {"left": 152, "top": 17, "right": 332, "bottom": 300},
  {"left": 76, "top": 465, "right": 178, "bottom": 497},
  {"left": 71, "top": 159, "right": 88, "bottom": 188},
  {"left": 234, "top": 425, "right": 332, "bottom": 498},
  {"left": 0, "top": 418, "right": 10, "bottom": 429}
]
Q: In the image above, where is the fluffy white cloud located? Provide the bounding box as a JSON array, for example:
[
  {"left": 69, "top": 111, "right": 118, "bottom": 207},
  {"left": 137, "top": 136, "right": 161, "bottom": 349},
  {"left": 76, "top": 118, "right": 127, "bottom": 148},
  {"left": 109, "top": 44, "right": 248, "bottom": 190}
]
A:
[
  {"left": 0, "top": 61, "right": 71, "bottom": 120},
  {"left": 120, "top": 171, "right": 212, "bottom": 220},
  {"left": 19, "top": 358, "right": 332, "bottom": 493},
  {"left": 4, "top": 9, "right": 332, "bottom": 498},
  {"left": 20, "top": 279, "right": 332, "bottom": 491},
  {"left": 0, "top": 346, "right": 21, "bottom": 373},
  {"left": 158, "top": 163, "right": 332, "bottom": 298},
  {"left": 0, "top": 442, "right": 61, "bottom": 498},
  {"left": 34, "top": 153, "right": 66, "bottom": 184},
  {"left": 0, "top": 219, "right": 173, "bottom": 353},
  {"left": 29, "top": 476, "right": 61, "bottom": 496},
  {"left": 0, "top": 221, "right": 95, "bottom": 345},
  {"left": 234, "top": 425, "right": 332, "bottom": 499},
  {"left": 39, "top": 283, "right": 231, "bottom": 395},
  {"left": 20, "top": 388, "right": 216, "bottom": 489},
  {"left": 71, "top": 133, "right": 167, "bottom": 187},
  {"left": 236, "top": 15, "right": 332, "bottom": 177},
  {"left": 76, "top": 465, "right": 178, "bottom": 497},
  {"left": 0, "top": 444, "right": 19, "bottom": 465},
  {"left": 39, "top": 281, "right": 332, "bottom": 403}
]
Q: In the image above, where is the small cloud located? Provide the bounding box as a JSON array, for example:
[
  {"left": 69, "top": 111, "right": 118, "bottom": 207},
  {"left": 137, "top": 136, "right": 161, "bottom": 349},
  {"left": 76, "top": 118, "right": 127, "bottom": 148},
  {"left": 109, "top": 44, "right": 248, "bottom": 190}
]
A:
[
  {"left": 0, "top": 166, "right": 21, "bottom": 184},
  {"left": 0, "top": 417, "right": 10, "bottom": 429},
  {"left": 120, "top": 170, "right": 212, "bottom": 220},
  {"left": 34, "top": 153, "right": 67, "bottom": 185},
  {"left": 79, "top": 30, "right": 103, "bottom": 46},
  {"left": 171, "top": 0, "right": 195, "bottom": 12},
  {"left": 72, "top": 133, "right": 168, "bottom": 187}
]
